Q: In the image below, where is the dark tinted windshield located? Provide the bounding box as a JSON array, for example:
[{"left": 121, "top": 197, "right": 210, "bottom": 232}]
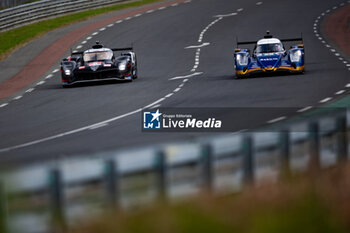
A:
[
  {"left": 256, "top": 43, "right": 283, "bottom": 53},
  {"left": 83, "top": 51, "right": 113, "bottom": 62}
]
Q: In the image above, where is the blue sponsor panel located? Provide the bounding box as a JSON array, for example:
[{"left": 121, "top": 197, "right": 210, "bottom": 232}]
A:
[{"left": 143, "top": 110, "right": 162, "bottom": 129}]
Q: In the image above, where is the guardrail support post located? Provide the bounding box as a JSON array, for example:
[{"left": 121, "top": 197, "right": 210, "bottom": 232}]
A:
[
  {"left": 201, "top": 144, "right": 213, "bottom": 193},
  {"left": 279, "top": 130, "right": 291, "bottom": 178},
  {"left": 48, "top": 168, "right": 66, "bottom": 232},
  {"left": 308, "top": 122, "right": 320, "bottom": 169},
  {"left": 336, "top": 116, "right": 348, "bottom": 163},
  {"left": 104, "top": 159, "right": 119, "bottom": 209},
  {"left": 155, "top": 150, "right": 166, "bottom": 201},
  {"left": 242, "top": 135, "right": 254, "bottom": 185},
  {"left": 0, "top": 181, "right": 7, "bottom": 233}
]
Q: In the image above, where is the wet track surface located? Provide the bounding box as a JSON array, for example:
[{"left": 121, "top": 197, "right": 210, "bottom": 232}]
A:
[{"left": 0, "top": 0, "right": 349, "bottom": 164}]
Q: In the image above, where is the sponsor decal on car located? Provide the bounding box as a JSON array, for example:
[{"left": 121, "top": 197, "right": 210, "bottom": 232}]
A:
[{"left": 89, "top": 62, "right": 102, "bottom": 66}]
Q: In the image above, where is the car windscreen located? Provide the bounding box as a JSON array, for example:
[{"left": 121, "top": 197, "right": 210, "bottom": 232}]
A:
[
  {"left": 256, "top": 43, "right": 283, "bottom": 53},
  {"left": 83, "top": 51, "right": 113, "bottom": 62}
]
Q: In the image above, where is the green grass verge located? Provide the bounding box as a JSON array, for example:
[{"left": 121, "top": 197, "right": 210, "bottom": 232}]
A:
[{"left": 0, "top": 0, "right": 161, "bottom": 59}]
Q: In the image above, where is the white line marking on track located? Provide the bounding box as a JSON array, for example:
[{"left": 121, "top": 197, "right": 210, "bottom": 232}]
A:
[
  {"left": 107, "top": 24, "right": 114, "bottom": 27},
  {"left": 81, "top": 41, "right": 87, "bottom": 44},
  {"left": 99, "top": 27, "right": 106, "bottom": 31},
  {"left": 125, "top": 17, "right": 132, "bottom": 20},
  {"left": 214, "top": 12, "right": 237, "bottom": 17},
  {"left": 89, "top": 123, "right": 108, "bottom": 130},
  {"left": 0, "top": 103, "right": 8, "bottom": 108},
  {"left": 169, "top": 72, "right": 203, "bottom": 80},
  {"left": 45, "top": 74, "right": 53, "bottom": 79},
  {"left": 172, "top": 3, "right": 178, "bottom": 6},
  {"left": 335, "top": 90, "right": 345, "bottom": 95},
  {"left": 319, "top": 97, "right": 332, "bottom": 103},
  {"left": 13, "top": 96, "right": 22, "bottom": 100},
  {"left": 256, "top": 1, "right": 263, "bottom": 5},
  {"left": 146, "top": 10, "right": 154, "bottom": 13},
  {"left": 134, "top": 14, "right": 142, "bottom": 17},
  {"left": 297, "top": 106, "right": 313, "bottom": 113},
  {"left": 267, "top": 116, "right": 286, "bottom": 124},
  {"left": 52, "top": 69, "right": 59, "bottom": 73},
  {"left": 158, "top": 6, "right": 166, "bottom": 10},
  {"left": 116, "top": 20, "right": 123, "bottom": 23},
  {"left": 92, "top": 32, "right": 98, "bottom": 35},
  {"left": 76, "top": 45, "right": 82, "bottom": 49},
  {"left": 174, "top": 88, "right": 181, "bottom": 92},
  {"left": 0, "top": 108, "right": 143, "bottom": 153},
  {"left": 36, "top": 81, "right": 45, "bottom": 85},
  {"left": 151, "top": 104, "right": 161, "bottom": 109},
  {"left": 165, "top": 93, "right": 174, "bottom": 98},
  {"left": 237, "top": 8, "right": 244, "bottom": 12},
  {"left": 25, "top": 88, "right": 34, "bottom": 93},
  {"left": 185, "top": 42, "right": 210, "bottom": 49},
  {"left": 143, "top": 98, "right": 165, "bottom": 109}
]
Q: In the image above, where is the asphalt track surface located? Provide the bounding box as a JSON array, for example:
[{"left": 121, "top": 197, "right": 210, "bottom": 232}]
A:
[{"left": 0, "top": 0, "right": 349, "bottom": 164}]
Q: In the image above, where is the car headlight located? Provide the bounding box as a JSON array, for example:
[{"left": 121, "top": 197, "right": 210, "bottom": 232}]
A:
[
  {"left": 236, "top": 54, "right": 249, "bottom": 66},
  {"left": 290, "top": 50, "right": 302, "bottom": 63},
  {"left": 64, "top": 70, "right": 71, "bottom": 75},
  {"left": 118, "top": 62, "right": 127, "bottom": 71}
]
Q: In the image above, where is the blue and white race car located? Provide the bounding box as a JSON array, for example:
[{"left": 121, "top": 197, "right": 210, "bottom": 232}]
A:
[{"left": 234, "top": 31, "right": 304, "bottom": 78}]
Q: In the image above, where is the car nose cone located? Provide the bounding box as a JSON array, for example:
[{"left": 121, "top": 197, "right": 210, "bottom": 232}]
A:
[
  {"left": 90, "top": 65, "right": 99, "bottom": 71},
  {"left": 257, "top": 54, "right": 281, "bottom": 69}
]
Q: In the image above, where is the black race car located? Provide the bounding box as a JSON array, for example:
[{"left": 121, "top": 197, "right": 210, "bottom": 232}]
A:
[{"left": 60, "top": 41, "right": 137, "bottom": 87}]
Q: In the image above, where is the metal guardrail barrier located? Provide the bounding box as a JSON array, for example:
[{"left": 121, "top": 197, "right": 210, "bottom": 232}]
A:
[
  {"left": 0, "top": 0, "right": 32, "bottom": 9},
  {"left": 0, "top": 0, "right": 128, "bottom": 31},
  {"left": 0, "top": 108, "right": 349, "bottom": 233}
]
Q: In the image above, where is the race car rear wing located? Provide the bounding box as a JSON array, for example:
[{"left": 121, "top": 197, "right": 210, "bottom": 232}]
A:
[
  {"left": 236, "top": 31, "right": 303, "bottom": 48},
  {"left": 236, "top": 37, "right": 303, "bottom": 47},
  {"left": 112, "top": 47, "right": 133, "bottom": 52},
  {"left": 71, "top": 51, "right": 83, "bottom": 56},
  {"left": 70, "top": 47, "right": 133, "bottom": 56}
]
